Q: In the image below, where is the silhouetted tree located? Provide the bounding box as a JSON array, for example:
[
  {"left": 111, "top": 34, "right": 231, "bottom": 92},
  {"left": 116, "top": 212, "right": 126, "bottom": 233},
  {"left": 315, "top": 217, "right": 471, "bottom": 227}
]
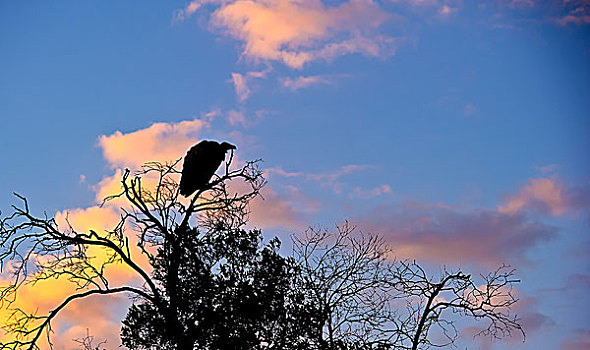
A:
[
  {"left": 120, "top": 226, "right": 319, "bottom": 350},
  {"left": 0, "top": 152, "right": 278, "bottom": 349},
  {"left": 73, "top": 329, "right": 107, "bottom": 350},
  {"left": 0, "top": 148, "right": 524, "bottom": 350},
  {"left": 293, "top": 224, "right": 525, "bottom": 350}
]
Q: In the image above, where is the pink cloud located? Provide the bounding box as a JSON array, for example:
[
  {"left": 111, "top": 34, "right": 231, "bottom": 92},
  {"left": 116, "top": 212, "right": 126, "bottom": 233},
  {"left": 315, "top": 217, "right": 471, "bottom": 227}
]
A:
[
  {"left": 499, "top": 178, "right": 567, "bottom": 215},
  {"left": 51, "top": 294, "right": 131, "bottom": 349},
  {"left": 460, "top": 291, "right": 551, "bottom": 348},
  {"left": 357, "top": 203, "right": 557, "bottom": 267},
  {"left": 177, "top": 0, "right": 395, "bottom": 68},
  {"left": 557, "top": 0, "right": 590, "bottom": 25},
  {"left": 227, "top": 109, "right": 246, "bottom": 126},
  {"left": 249, "top": 186, "right": 307, "bottom": 229},
  {"left": 560, "top": 330, "right": 590, "bottom": 350},
  {"left": 559, "top": 330, "right": 590, "bottom": 350},
  {"left": 498, "top": 177, "right": 590, "bottom": 216},
  {"left": 439, "top": 4, "right": 458, "bottom": 17}
]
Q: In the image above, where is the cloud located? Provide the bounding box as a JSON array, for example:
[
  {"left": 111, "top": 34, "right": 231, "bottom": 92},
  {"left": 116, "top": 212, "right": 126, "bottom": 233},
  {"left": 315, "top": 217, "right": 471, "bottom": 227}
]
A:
[
  {"left": 498, "top": 177, "right": 590, "bottom": 216},
  {"left": 507, "top": 0, "right": 536, "bottom": 8},
  {"left": 511, "top": 293, "right": 554, "bottom": 335},
  {"left": 51, "top": 294, "right": 130, "bottom": 350},
  {"left": 357, "top": 203, "right": 557, "bottom": 267},
  {"left": 177, "top": 0, "right": 395, "bottom": 68},
  {"left": 249, "top": 186, "right": 307, "bottom": 229},
  {"left": 231, "top": 73, "right": 251, "bottom": 101},
  {"left": 269, "top": 164, "right": 374, "bottom": 196},
  {"left": 98, "top": 119, "right": 207, "bottom": 169},
  {"left": 281, "top": 75, "right": 331, "bottom": 91},
  {"left": 565, "top": 273, "right": 590, "bottom": 289},
  {"left": 267, "top": 166, "right": 305, "bottom": 178},
  {"left": 305, "top": 164, "right": 371, "bottom": 194},
  {"left": 0, "top": 276, "right": 128, "bottom": 349},
  {"left": 349, "top": 184, "right": 392, "bottom": 198},
  {"left": 557, "top": 0, "right": 590, "bottom": 25},
  {"left": 227, "top": 109, "right": 247, "bottom": 126},
  {"left": 460, "top": 291, "right": 551, "bottom": 348},
  {"left": 230, "top": 69, "right": 270, "bottom": 101},
  {"left": 499, "top": 178, "right": 567, "bottom": 215},
  {"left": 560, "top": 329, "right": 590, "bottom": 350},
  {"left": 439, "top": 4, "right": 457, "bottom": 17}
]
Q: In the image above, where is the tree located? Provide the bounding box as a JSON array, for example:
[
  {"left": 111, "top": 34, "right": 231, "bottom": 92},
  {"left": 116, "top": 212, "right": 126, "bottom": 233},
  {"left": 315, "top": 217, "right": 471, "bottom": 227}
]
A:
[
  {"left": 0, "top": 156, "right": 307, "bottom": 349},
  {"left": 120, "top": 226, "right": 318, "bottom": 350},
  {"left": 0, "top": 154, "right": 524, "bottom": 350},
  {"left": 293, "top": 223, "right": 524, "bottom": 350}
]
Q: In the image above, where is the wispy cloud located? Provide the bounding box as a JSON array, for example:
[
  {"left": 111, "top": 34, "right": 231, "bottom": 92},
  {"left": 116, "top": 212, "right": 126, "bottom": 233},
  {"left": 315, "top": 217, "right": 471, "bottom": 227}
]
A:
[
  {"left": 230, "top": 69, "right": 270, "bottom": 101},
  {"left": 231, "top": 73, "right": 251, "bottom": 102},
  {"left": 349, "top": 184, "right": 392, "bottom": 199},
  {"left": 269, "top": 164, "right": 373, "bottom": 195},
  {"left": 281, "top": 75, "right": 331, "bottom": 91},
  {"left": 557, "top": 0, "right": 590, "bottom": 25},
  {"left": 175, "top": 0, "right": 395, "bottom": 68}
]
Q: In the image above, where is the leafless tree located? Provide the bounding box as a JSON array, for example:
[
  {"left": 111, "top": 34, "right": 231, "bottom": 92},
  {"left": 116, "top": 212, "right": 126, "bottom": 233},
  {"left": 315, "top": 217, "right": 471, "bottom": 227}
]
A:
[
  {"left": 293, "top": 222, "right": 399, "bottom": 349},
  {"left": 293, "top": 223, "right": 524, "bottom": 350},
  {"left": 0, "top": 156, "right": 264, "bottom": 350},
  {"left": 72, "top": 329, "right": 107, "bottom": 350}
]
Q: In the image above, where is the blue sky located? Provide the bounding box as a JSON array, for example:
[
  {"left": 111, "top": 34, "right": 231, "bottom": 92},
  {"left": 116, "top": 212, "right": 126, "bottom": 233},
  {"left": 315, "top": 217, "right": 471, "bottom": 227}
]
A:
[{"left": 0, "top": 0, "right": 589, "bottom": 349}]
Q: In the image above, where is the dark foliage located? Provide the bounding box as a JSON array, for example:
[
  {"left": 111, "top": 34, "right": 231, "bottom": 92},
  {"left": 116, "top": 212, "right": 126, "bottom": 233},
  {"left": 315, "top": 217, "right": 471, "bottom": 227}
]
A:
[{"left": 121, "top": 225, "right": 320, "bottom": 350}]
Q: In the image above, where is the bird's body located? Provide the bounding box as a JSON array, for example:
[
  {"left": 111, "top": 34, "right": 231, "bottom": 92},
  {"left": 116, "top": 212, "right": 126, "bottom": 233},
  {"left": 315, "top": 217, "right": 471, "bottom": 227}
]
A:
[{"left": 179, "top": 140, "right": 236, "bottom": 197}]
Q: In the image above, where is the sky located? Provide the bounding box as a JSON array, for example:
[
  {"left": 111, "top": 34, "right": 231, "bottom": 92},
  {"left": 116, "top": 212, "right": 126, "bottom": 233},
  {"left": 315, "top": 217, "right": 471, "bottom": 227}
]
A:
[{"left": 0, "top": 0, "right": 589, "bottom": 349}]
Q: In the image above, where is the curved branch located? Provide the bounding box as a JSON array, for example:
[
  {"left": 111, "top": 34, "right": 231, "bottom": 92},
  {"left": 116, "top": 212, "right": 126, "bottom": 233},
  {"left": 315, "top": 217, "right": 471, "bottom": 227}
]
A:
[{"left": 5, "top": 286, "right": 150, "bottom": 350}]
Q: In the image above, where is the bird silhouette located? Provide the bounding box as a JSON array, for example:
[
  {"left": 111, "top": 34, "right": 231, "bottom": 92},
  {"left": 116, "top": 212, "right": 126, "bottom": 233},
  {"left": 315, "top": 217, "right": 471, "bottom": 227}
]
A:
[{"left": 179, "top": 140, "right": 236, "bottom": 197}]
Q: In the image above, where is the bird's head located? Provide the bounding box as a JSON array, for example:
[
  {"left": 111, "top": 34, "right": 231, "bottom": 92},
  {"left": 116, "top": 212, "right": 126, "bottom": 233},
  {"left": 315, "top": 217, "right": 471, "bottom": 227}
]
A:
[{"left": 220, "top": 142, "right": 237, "bottom": 152}]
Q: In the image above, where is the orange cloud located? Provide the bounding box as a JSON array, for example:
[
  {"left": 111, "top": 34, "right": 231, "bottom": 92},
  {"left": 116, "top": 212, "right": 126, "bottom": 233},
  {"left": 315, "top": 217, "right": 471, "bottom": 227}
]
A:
[
  {"left": 178, "top": 0, "right": 394, "bottom": 68},
  {"left": 98, "top": 119, "right": 207, "bottom": 169}
]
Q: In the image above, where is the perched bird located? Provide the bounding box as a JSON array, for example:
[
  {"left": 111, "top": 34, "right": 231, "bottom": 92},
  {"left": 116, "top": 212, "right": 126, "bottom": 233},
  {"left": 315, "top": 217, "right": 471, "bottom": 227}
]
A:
[{"left": 179, "top": 140, "right": 236, "bottom": 197}]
